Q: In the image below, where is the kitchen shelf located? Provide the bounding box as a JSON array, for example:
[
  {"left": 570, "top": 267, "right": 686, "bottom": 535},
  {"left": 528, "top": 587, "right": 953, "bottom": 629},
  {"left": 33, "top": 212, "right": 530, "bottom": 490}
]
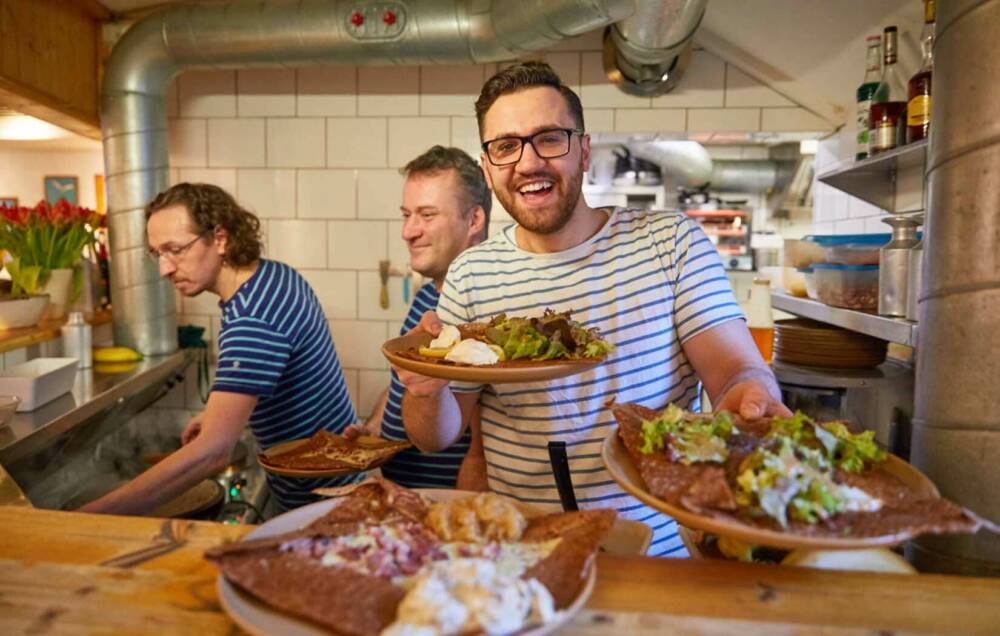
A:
[
  {"left": 703, "top": 228, "right": 747, "bottom": 237},
  {"left": 583, "top": 184, "right": 663, "bottom": 195},
  {"left": 816, "top": 139, "right": 927, "bottom": 210},
  {"left": 0, "top": 309, "right": 112, "bottom": 355},
  {"left": 771, "top": 292, "right": 918, "bottom": 346},
  {"left": 684, "top": 209, "right": 748, "bottom": 218},
  {"left": 773, "top": 359, "right": 912, "bottom": 390}
]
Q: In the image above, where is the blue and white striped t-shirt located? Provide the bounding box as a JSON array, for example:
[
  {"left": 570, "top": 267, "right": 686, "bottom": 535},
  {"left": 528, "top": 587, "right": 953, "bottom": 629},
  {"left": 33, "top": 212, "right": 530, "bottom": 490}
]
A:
[
  {"left": 380, "top": 283, "right": 472, "bottom": 488},
  {"left": 435, "top": 208, "right": 744, "bottom": 557},
  {"left": 213, "top": 259, "right": 360, "bottom": 510}
]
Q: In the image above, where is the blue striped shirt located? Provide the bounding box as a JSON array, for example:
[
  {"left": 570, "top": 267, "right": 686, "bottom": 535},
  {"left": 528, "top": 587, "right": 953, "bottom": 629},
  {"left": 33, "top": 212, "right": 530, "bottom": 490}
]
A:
[
  {"left": 435, "top": 208, "right": 744, "bottom": 557},
  {"left": 213, "top": 259, "right": 360, "bottom": 510},
  {"left": 380, "top": 283, "right": 472, "bottom": 488}
]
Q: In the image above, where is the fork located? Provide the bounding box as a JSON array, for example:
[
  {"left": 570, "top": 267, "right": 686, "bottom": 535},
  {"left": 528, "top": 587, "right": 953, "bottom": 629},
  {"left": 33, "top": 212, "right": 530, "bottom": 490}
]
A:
[{"left": 100, "top": 519, "right": 188, "bottom": 568}]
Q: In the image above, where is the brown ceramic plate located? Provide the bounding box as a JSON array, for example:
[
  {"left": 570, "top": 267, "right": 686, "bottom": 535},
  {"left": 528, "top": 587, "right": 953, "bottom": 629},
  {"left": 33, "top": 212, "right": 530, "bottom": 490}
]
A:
[
  {"left": 601, "top": 427, "right": 941, "bottom": 551},
  {"left": 258, "top": 435, "right": 409, "bottom": 478},
  {"left": 381, "top": 332, "right": 607, "bottom": 384},
  {"left": 216, "top": 489, "right": 597, "bottom": 636}
]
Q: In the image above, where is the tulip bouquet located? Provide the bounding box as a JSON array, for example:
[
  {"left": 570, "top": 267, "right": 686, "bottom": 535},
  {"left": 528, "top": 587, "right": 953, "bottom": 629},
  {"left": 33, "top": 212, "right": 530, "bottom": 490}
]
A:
[{"left": 0, "top": 200, "right": 104, "bottom": 298}]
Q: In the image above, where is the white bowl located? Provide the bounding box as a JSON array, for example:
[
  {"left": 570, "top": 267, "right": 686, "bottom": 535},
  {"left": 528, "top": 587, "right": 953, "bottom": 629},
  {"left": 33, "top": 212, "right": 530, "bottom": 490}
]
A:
[
  {"left": 0, "top": 358, "right": 78, "bottom": 411},
  {"left": 0, "top": 294, "right": 51, "bottom": 330}
]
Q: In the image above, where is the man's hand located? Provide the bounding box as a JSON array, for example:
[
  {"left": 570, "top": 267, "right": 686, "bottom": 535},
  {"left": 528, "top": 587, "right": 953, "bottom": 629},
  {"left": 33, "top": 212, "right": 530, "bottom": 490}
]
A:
[
  {"left": 181, "top": 412, "right": 205, "bottom": 445},
  {"left": 715, "top": 379, "right": 792, "bottom": 420},
  {"left": 395, "top": 310, "right": 449, "bottom": 397},
  {"left": 343, "top": 420, "right": 378, "bottom": 441}
]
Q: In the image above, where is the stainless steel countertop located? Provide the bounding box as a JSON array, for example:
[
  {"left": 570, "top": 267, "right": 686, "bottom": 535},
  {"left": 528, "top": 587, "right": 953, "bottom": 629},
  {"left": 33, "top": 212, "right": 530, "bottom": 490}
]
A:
[{"left": 0, "top": 351, "right": 192, "bottom": 466}]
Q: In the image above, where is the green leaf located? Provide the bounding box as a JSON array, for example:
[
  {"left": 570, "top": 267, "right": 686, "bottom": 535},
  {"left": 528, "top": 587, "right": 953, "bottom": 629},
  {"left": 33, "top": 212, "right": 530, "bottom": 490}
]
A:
[{"left": 6, "top": 257, "right": 42, "bottom": 298}]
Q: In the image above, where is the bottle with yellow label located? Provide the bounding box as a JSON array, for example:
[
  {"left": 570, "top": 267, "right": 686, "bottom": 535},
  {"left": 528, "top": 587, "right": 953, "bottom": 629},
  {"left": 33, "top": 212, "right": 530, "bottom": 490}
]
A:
[{"left": 907, "top": 0, "right": 935, "bottom": 143}]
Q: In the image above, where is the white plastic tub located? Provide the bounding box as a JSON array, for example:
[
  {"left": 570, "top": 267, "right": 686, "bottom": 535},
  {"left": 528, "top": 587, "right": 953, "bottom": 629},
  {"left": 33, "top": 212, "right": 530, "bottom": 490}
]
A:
[{"left": 0, "top": 358, "right": 78, "bottom": 411}]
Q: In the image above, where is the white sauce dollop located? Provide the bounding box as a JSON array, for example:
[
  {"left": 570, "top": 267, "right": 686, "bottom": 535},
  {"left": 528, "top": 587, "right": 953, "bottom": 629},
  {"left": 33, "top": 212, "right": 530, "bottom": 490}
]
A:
[{"left": 444, "top": 339, "right": 499, "bottom": 366}]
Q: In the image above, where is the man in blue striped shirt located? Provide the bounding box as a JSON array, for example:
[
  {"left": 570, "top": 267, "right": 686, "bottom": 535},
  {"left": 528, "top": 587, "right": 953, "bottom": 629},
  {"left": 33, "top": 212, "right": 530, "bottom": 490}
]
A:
[
  {"left": 354, "top": 146, "right": 491, "bottom": 490},
  {"left": 397, "top": 62, "right": 792, "bottom": 556},
  {"left": 82, "top": 183, "right": 357, "bottom": 515}
]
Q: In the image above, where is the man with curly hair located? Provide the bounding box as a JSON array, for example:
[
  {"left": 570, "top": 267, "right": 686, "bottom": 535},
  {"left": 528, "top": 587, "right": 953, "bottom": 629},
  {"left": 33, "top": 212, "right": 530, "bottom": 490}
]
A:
[{"left": 82, "top": 182, "right": 358, "bottom": 515}]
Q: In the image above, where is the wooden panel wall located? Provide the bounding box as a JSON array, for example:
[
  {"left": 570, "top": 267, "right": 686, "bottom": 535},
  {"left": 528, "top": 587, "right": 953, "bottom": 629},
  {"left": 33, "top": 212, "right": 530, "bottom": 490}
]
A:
[{"left": 0, "top": 0, "right": 108, "bottom": 139}]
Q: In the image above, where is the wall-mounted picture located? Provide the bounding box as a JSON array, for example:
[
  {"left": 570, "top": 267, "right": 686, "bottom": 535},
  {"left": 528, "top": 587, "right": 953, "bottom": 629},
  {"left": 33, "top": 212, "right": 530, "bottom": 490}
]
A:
[
  {"left": 44, "top": 176, "right": 78, "bottom": 205},
  {"left": 0, "top": 197, "right": 17, "bottom": 209}
]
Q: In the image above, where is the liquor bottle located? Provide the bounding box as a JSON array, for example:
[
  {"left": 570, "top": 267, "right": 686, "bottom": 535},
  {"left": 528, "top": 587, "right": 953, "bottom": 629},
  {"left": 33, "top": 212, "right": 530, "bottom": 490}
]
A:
[
  {"left": 869, "top": 26, "right": 907, "bottom": 155},
  {"left": 856, "top": 35, "right": 882, "bottom": 160},
  {"left": 907, "top": 0, "right": 935, "bottom": 143}
]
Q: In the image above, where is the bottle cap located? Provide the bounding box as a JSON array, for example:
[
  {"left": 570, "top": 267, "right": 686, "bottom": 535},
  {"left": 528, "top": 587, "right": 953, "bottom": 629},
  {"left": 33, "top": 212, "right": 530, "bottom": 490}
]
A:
[{"left": 68, "top": 311, "right": 86, "bottom": 325}]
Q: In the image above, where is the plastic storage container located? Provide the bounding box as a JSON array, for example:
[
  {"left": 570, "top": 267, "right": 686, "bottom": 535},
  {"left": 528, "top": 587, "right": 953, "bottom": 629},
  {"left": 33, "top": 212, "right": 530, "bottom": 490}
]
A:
[
  {"left": 783, "top": 238, "right": 826, "bottom": 269},
  {"left": 811, "top": 263, "right": 879, "bottom": 310},
  {"left": 797, "top": 266, "right": 819, "bottom": 300},
  {"left": 808, "top": 233, "right": 891, "bottom": 265}
]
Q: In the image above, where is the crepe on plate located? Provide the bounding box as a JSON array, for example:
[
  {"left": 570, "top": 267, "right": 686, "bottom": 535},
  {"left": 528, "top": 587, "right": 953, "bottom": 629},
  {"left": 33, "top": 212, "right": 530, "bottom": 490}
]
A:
[
  {"left": 613, "top": 401, "right": 986, "bottom": 540},
  {"left": 259, "top": 430, "right": 411, "bottom": 471},
  {"left": 206, "top": 479, "right": 615, "bottom": 635}
]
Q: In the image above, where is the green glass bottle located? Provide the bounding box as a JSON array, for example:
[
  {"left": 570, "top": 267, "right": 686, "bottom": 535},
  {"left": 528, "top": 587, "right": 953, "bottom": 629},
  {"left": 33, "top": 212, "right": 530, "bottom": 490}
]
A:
[{"left": 856, "top": 35, "right": 882, "bottom": 160}]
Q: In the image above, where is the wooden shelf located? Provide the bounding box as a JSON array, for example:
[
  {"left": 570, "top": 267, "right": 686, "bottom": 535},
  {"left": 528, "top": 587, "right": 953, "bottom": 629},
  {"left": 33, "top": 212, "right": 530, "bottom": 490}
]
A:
[{"left": 0, "top": 309, "right": 112, "bottom": 355}]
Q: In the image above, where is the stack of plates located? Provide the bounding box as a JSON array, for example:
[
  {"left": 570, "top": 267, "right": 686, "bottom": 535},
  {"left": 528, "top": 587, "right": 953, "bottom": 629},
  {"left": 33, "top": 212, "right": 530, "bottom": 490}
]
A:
[{"left": 773, "top": 319, "right": 888, "bottom": 369}]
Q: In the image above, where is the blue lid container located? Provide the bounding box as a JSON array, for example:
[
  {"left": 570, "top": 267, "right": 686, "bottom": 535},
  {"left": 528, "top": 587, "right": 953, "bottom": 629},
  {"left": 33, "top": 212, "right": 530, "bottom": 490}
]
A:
[
  {"left": 810, "top": 263, "right": 879, "bottom": 271},
  {"left": 806, "top": 233, "right": 891, "bottom": 247}
]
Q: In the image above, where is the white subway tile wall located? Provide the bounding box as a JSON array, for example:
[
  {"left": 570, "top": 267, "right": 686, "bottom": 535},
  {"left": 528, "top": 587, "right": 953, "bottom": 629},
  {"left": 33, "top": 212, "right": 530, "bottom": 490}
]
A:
[
  {"left": 160, "top": 43, "right": 836, "bottom": 418},
  {"left": 811, "top": 126, "right": 925, "bottom": 236}
]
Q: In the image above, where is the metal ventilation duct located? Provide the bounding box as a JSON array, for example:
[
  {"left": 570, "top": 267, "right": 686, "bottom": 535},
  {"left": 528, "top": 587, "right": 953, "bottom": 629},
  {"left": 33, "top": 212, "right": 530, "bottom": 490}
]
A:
[
  {"left": 604, "top": 0, "right": 707, "bottom": 96},
  {"left": 101, "top": 0, "right": 701, "bottom": 355},
  {"left": 909, "top": 0, "right": 1000, "bottom": 576},
  {"left": 629, "top": 140, "right": 795, "bottom": 194}
]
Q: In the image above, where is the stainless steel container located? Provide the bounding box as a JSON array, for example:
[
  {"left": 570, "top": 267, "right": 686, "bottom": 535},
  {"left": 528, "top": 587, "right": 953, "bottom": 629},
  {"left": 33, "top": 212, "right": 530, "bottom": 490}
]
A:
[
  {"left": 878, "top": 215, "right": 922, "bottom": 317},
  {"left": 906, "top": 238, "right": 924, "bottom": 321}
]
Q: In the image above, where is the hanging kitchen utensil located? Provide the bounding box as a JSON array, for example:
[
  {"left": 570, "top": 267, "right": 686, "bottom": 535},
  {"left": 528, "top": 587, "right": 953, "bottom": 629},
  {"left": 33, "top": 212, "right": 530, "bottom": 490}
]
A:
[{"left": 378, "top": 260, "right": 390, "bottom": 310}]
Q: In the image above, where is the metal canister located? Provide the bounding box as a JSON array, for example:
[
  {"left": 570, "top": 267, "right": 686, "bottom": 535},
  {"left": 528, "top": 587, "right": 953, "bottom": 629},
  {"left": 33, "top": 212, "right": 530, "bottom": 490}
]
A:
[
  {"left": 878, "top": 214, "right": 922, "bottom": 317},
  {"left": 906, "top": 238, "right": 924, "bottom": 321}
]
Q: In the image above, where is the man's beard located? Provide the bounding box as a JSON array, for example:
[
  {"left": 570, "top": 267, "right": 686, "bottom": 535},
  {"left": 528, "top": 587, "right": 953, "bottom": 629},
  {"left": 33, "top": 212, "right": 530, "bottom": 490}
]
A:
[{"left": 498, "top": 161, "right": 584, "bottom": 235}]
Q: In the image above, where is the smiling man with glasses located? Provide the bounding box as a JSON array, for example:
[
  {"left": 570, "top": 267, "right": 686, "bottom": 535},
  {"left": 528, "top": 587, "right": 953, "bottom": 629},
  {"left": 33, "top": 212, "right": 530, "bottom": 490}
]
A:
[
  {"left": 81, "top": 182, "right": 358, "bottom": 517},
  {"left": 396, "top": 61, "right": 791, "bottom": 558}
]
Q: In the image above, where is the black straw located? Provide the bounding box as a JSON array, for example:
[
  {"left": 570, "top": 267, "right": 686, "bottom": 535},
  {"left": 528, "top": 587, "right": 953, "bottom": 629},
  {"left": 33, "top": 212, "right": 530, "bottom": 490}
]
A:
[{"left": 547, "top": 440, "right": 579, "bottom": 511}]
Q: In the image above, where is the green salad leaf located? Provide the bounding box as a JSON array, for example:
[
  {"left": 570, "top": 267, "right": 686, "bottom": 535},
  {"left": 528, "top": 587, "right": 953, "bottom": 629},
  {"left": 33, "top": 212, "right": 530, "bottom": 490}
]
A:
[
  {"left": 818, "top": 421, "right": 887, "bottom": 473},
  {"left": 639, "top": 405, "right": 736, "bottom": 464},
  {"left": 765, "top": 412, "right": 886, "bottom": 474},
  {"left": 735, "top": 431, "right": 882, "bottom": 528},
  {"left": 484, "top": 310, "right": 614, "bottom": 361}
]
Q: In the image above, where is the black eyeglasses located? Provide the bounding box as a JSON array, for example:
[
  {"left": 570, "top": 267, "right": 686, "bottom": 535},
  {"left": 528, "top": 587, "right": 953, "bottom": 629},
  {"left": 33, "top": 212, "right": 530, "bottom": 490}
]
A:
[
  {"left": 481, "top": 128, "right": 584, "bottom": 166},
  {"left": 147, "top": 233, "right": 208, "bottom": 264}
]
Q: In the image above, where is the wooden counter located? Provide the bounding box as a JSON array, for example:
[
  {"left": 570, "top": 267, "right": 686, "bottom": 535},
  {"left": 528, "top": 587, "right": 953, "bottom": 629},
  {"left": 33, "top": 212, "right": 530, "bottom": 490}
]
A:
[
  {"left": 1, "top": 506, "right": 998, "bottom": 635},
  {"left": 0, "top": 309, "right": 112, "bottom": 355}
]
